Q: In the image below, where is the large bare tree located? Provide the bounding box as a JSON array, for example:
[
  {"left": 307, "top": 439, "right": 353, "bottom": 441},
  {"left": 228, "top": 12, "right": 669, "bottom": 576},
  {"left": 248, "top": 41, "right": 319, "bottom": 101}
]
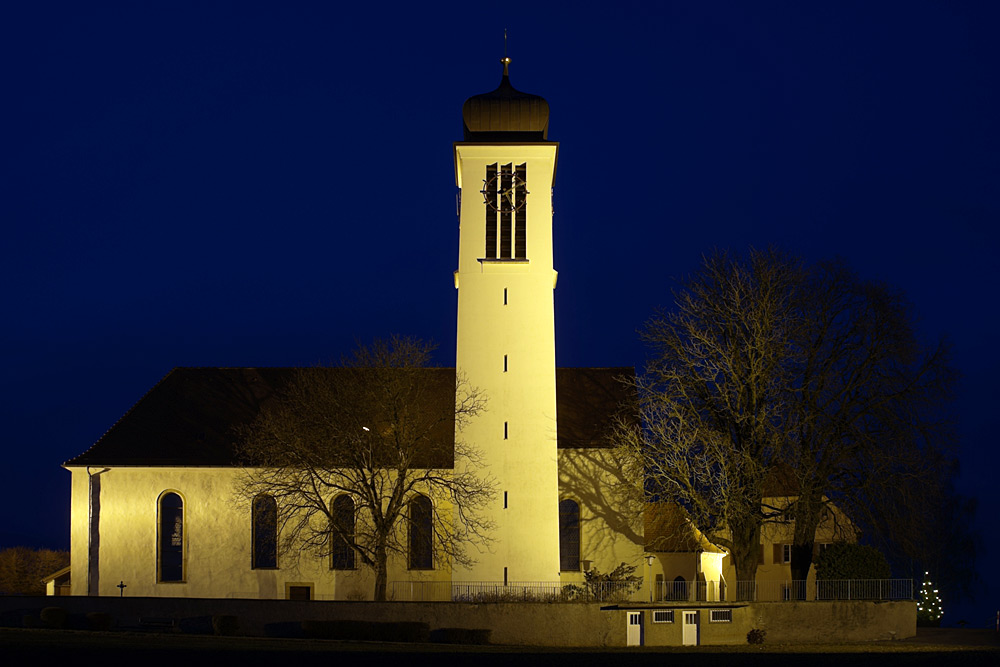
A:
[
  {"left": 614, "top": 250, "right": 963, "bottom": 599},
  {"left": 235, "top": 337, "right": 494, "bottom": 601},
  {"left": 614, "top": 249, "right": 801, "bottom": 595},
  {"left": 783, "top": 261, "right": 957, "bottom": 592}
]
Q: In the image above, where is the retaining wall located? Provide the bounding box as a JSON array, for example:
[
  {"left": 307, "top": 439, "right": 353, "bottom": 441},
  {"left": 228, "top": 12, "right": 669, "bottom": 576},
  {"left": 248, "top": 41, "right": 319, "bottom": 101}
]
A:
[{"left": 0, "top": 596, "right": 915, "bottom": 646}]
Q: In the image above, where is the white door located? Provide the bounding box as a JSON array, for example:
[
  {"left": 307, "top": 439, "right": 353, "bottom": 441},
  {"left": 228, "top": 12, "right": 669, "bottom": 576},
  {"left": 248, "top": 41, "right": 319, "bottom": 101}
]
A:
[
  {"left": 626, "top": 611, "right": 643, "bottom": 646},
  {"left": 682, "top": 610, "right": 699, "bottom": 646}
]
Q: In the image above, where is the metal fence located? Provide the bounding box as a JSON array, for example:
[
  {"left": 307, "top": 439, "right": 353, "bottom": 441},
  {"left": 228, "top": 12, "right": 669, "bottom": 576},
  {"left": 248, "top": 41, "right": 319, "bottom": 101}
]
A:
[
  {"left": 652, "top": 580, "right": 726, "bottom": 602},
  {"left": 734, "top": 579, "right": 913, "bottom": 602},
  {"left": 390, "top": 580, "right": 643, "bottom": 603},
  {"left": 391, "top": 578, "right": 913, "bottom": 603}
]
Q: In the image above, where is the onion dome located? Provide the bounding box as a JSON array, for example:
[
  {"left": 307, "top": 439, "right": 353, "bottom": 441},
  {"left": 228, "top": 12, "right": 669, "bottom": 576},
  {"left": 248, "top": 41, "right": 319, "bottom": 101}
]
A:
[{"left": 462, "top": 57, "right": 550, "bottom": 141}]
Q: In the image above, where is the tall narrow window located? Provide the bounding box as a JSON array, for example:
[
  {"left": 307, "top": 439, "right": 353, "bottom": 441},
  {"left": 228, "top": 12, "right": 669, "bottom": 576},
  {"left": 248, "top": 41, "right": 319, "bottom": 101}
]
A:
[
  {"left": 331, "top": 495, "right": 355, "bottom": 570},
  {"left": 503, "top": 287, "right": 508, "bottom": 305},
  {"left": 158, "top": 492, "right": 184, "bottom": 582},
  {"left": 559, "top": 499, "right": 580, "bottom": 571},
  {"left": 252, "top": 494, "right": 277, "bottom": 569},
  {"left": 408, "top": 495, "right": 433, "bottom": 569},
  {"left": 514, "top": 163, "right": 526, "bottom": 258},
  {"left": 504, "top": 421, "right": 508, "bottom": 439},
  {"left": 503, "top": 354, "right": 508, "bottom": 372},
  {"left": 484, "top": 163, "right": 498, "bottom": 258},
  {"left": 499, "top": 165, "right": 512, "bottom": 258}
]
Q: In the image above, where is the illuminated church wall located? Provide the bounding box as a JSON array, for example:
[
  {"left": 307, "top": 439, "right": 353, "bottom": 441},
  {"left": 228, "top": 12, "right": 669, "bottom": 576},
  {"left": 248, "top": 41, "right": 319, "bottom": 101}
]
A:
[{"left": 68, "top": 466, "right": 456, "bottom": 599}]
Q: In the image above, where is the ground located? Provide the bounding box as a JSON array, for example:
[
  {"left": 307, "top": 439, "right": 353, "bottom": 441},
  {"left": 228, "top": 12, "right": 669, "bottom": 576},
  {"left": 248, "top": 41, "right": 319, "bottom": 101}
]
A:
[{"left": 0, "top": 627, "right": 995, "bottom": 666}]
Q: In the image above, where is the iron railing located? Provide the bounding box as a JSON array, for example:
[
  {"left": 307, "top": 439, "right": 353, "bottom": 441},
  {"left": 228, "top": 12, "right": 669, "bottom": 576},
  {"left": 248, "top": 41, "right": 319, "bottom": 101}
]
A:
[
  {"left": 733, "top": 579, "right": 913, "bottom": 602},
  {"left": 390, "top": 580, "right": 643, "bottom": 603},
  {"left": 390, "top": 578, "right": 913, "bottom": 603}
]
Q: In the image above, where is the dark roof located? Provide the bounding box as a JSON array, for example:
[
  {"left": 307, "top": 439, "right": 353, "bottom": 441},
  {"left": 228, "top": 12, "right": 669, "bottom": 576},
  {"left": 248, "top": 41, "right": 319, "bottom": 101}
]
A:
[
  {"left": 462, "top": 59, "right": 550, "bottom": 141},
  {"left": 762, "top": 463, "right": 801, "bottom": 497},
  {"left": 556, "top": 367, "right": 635, "bottom": 448},
  {"left": 66, "top": 366, "right": 634, "bottom": 467},
  {"left": 644, "top": 503, "right": 725, "bottom": 554}
]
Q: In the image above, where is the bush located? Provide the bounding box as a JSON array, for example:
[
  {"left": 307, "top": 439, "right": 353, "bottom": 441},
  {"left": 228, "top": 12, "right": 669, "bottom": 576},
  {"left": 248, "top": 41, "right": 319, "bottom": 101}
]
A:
[
  {"left": 562, "top": 562, "right": 642, "bottom": 602},
  {"left": 213, "top": 614, "right": 239, "bottom": 636},
  {"left": 40, "top": 607, "right": 67, "bottom": 629},
  {"left": 86, "top": 612, "right": 113, "bottom": 631},
  {"left": 747, "top": 628, "right": 766, "bottom": 645},
  {"left": 815, "top": 543, "right": 890, "bottom": 580}
]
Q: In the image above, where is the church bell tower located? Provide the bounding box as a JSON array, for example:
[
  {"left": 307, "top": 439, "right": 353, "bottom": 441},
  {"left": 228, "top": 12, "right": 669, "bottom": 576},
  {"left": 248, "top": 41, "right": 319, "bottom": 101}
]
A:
[{"left": 454, "top": 57, "right": 560, "bottom": 583}]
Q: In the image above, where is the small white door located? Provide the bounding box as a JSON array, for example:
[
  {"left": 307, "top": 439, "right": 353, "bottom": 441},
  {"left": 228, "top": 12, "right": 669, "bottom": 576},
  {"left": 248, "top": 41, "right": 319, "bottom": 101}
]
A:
[
  {"left": 682, "top": 610, "right": 699, "bottom": 646},
  {"left": 626, "top": 611, "right": 643, "bottom": 646}
]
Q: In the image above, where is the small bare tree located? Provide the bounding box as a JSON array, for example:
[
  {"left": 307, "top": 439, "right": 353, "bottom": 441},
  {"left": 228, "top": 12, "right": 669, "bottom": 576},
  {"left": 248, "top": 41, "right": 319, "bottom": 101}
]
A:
[{"left": 235, "top": 336, "right": 494, "bottom": 601}]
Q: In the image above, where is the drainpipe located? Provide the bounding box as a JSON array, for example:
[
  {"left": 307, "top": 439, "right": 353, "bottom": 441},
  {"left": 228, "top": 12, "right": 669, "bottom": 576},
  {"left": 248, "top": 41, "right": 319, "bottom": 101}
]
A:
[{"left": 86, "top": 467, "right": 110, "bottom": 596}]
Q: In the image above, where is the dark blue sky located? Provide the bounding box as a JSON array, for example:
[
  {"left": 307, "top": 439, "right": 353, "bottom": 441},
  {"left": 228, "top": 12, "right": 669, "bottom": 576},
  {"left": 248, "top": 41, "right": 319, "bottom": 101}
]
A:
[{"left": 3, "top": 2, "right": 996, "bottom": 624}]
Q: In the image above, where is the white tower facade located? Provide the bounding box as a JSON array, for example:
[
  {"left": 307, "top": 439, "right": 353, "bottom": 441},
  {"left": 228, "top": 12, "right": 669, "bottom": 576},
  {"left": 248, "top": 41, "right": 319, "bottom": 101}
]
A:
[{"left": 453, "top": 60, "right": 561, "bottom": 583}]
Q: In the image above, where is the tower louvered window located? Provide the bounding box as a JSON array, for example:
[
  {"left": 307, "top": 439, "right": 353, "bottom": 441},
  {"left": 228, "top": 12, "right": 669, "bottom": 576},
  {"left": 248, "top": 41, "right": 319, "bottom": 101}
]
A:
[{"left": 483, "top": 162, "right": 527, "bottom": 259}]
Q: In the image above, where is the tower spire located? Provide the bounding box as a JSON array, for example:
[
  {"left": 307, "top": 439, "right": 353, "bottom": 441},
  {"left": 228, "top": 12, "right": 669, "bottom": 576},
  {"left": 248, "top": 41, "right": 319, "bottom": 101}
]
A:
[{"left": 502, "top": 28, "right": 510, "bottom": 76}]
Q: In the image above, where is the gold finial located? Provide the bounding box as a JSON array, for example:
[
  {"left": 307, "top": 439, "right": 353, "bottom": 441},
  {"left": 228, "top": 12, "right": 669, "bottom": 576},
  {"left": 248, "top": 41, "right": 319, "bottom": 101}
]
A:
[{"left": 501, "top": 29, "right": 510, "bottom": 76}]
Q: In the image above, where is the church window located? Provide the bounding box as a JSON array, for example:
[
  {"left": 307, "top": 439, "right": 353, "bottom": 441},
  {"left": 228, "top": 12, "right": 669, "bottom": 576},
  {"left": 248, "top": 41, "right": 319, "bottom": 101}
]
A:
[
  {"left": 503, "top": 354, "right": 508, "bottom": 372},
  {"left": 331, "top": 495, "right": 356, "bottom": 570},
  {"left": 252, "top": 494, "right": 278, "bottom": 569},
  {"left": 559, "top": 498, "right": 580, "bottom": 571},
  {"left": 483, "top": 163, "right": 528, "bottom": 259},
  {"left": 408, "top": 494, "right": 433, "bottom": 570},
  {"left": 158, "top": 491, "right": 184, "bottom": 582},
  {"left": 670, "top": 575, "right": 688, "bottom": 600},
  {"left": 503, "top": 287, "right": 508, "bottom": 305},
  {"left": 504, "top": 421, "right": 508, "bottom": 439}
]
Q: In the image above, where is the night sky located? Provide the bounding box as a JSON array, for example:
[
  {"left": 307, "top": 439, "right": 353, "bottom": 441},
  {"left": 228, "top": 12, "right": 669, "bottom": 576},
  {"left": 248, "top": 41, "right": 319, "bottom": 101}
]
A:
[{"left": 3, "top": 2, "right": 996, "bottom": 624}]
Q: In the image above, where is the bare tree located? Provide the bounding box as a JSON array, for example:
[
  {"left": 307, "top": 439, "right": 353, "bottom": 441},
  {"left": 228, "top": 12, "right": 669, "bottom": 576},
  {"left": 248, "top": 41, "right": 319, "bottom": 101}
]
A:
[
  {"left": 235, "top": 336, "right": 494, "bottom": 601},
  {"left": 614, "top": 250, "right": 965, "bottom": 600},
  {"left": 783, "top": 261, "right": 958, "bottom": 592},
  {"left": 614, "top": 249, "right": 801, "bottom": 595}
]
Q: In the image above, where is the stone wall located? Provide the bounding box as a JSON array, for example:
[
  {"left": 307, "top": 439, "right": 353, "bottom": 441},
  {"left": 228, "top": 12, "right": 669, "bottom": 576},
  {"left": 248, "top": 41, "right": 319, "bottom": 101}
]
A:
[{"left": 0, "top": 596, "right": 915, "bottom": 646}]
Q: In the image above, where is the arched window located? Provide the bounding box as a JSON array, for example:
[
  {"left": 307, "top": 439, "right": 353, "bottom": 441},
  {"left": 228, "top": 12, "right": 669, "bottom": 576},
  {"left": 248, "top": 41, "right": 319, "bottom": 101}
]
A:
[
  {"left": 408, "top": 495, "right": 433, "bottom": 570},
  {"left": 330, "top": 495, "right": 355, "bottom": 570},
  {"left": 252, "top": 494, "right": 277, "bottom": 569},
  {"left": 158, "top": 492, "right": 184, "bottom": 582},
  {"left": 670, "top": 575, "right": 688, "bottom": 601},
  {"left": 559, "top": 499, "right": 581, "bottom": 571}
]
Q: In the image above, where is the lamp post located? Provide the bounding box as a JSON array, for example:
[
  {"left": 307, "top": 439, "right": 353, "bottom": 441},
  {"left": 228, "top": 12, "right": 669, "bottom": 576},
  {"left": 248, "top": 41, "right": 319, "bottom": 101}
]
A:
[{"left": 646, "top": 555, "right": 656, "bottom": 602}]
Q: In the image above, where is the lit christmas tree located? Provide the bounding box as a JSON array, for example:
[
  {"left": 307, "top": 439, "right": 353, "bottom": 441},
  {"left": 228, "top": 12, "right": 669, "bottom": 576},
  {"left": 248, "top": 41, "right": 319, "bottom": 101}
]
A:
[{"left": 916, "top": 571, "right": 943, "bottom": 626}]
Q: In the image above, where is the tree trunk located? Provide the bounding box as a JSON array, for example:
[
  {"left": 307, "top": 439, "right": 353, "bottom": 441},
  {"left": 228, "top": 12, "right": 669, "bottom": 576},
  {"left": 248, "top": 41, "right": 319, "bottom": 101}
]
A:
[
  {"left": 373, "top": 541, "right": 388, "bottom": 602},
  {"left": 730, "top": 520, "right": 762, "bottom": 601},
  {"left": 790, "top": 493, "right": 821, "bottom": 599}
]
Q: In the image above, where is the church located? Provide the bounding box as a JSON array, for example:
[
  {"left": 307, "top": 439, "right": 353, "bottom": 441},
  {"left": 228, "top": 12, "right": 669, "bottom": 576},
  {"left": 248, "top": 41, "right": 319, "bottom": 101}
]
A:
[{"left": 64, "top": 59, "right": 841, "bottom": 604}]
